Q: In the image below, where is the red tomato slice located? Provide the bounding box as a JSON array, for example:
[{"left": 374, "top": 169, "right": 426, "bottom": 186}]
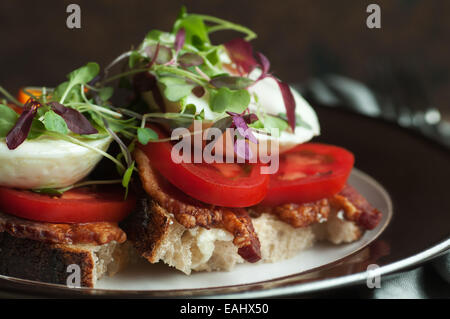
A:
[
  {"left": 0, "top": 186, "right": 136, "bottom": 223},
  {"left": 260, "top": 143, "right": 354, "bottom": 206},
  {"left": 138, "top": 126, "right": 269, "bottom": 207}
]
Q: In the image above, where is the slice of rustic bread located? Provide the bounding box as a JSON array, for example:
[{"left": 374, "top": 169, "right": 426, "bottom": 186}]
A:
[
  {"left": 0, "top": 232, "right": 130, "bottom": 287},
  {"left": 123, "top": 198, "right": 363, "bottom": 275}
]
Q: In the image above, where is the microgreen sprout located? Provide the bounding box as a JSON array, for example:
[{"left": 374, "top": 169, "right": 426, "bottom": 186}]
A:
[
  {"left": 0, "top": 7, "right": 310, "bottom": 197},
  {"left": 101, "top": 6, "right": 301, "bottom": 143}
]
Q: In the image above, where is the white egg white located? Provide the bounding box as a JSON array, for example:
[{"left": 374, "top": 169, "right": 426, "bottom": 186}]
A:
[
  {"left": 179, "top": 71, "right": 320, "bottom": 152},
  {"left": 0, "top": 136, "right": 112, "bottom": 189},
  {"left": 247, "top": 74, "right": 320, "bottom": 151}
]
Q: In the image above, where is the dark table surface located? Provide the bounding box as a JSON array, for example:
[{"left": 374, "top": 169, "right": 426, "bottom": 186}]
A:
[{"left": 305, "top": 254, "right": 450, "bottom": 299}]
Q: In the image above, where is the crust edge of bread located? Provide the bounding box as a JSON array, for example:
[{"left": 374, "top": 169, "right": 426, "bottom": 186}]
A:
[{"left": 0, "top": 232, "right": 130, "bottom": 288}]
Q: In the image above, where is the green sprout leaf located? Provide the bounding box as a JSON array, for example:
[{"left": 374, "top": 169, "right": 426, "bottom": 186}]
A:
[
  {"left": 173, "top": 15, "right": 210, "bottom": 49},
  {"left": 178, "top": 53, "right": 204, "bottom": 68},
  {"left": 260, "top": 114, "right": 288, "bottom": 137},
  {"left": 182, "top": 103, "right": 196, "bottom": 115},
  {"left": 145, "top": 44, "right": 173, "bottom": 65},
  {"left": 27, "top": 119, "right": 46, "bottom": 140},
  {"left": 122, "top": 161, "right": 135, "bottom": 199},
  {"left": 137, "top": 127, "right": 158, "bottom": 145},
  {"left": 210, "top": 87, "right": 250, "bottom": 113},
  {"left": 145, "top": 29, "right": 164, "bottom": 42},
  {"left": 43, "top": 110, "right": 69, "bottom": 134},
  {"left": 89, "top": 111, "right": 137, "bottom": 134},
  {"left": 264, "top": 114, "right": 288, "bottom": 131},
  {"left": 278, "top": 112, "right": 312, "bottom": 130},
  {"left": 210, "top": 75, "right": 254, "bottom": 90},
  {"left": 68, "top": 62, "right": 100, "bottom": 86},
  {"left": 158, "top": 76, "right": 196, "bottom": 102},
  {"left": 53, "top": 81, "right": 82, "bottom": 104},
  {"left": 195, "top": 109, "right": 205, "bottom": 120},
  {"left": 59, "top": 62, "right": 100, "bottom": 104},
  {"left": 248, "top": 120, "right": 264, "bottom": 129},
  {"left": 0, "top": 104, "right": 19, "bottom": 137},
  {"left": 206, "top": 47, "right": 221, "bottom": 66},
  {"left": 99, "top": 87, "right": 114, "bottom": 102},
  {"left": 211, "top": 116, "right": 233, "bottom": 134},
  {"left": 128, "top": 51, "right": 141, "bottom": 68}
]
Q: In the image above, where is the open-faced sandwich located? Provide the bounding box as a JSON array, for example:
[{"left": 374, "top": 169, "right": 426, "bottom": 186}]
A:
[
  {"left": 115, "top": 8, "right": 383, "bottom": 274},
  {"left": 0, "top": 8, "right": 382, "bottom": 287}
]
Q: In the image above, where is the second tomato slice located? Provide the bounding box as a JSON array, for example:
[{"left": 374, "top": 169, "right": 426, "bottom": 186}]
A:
[{"left": 138, "top": 126, "right": 269, "bottom": 208}]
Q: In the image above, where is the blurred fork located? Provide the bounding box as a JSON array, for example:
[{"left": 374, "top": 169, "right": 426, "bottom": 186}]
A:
[
  {"left": 366, "top": 61, "right": 450, "bottom": 148},
  {"left": 297, "top": 63, "right": 450, "bottom": 148}
]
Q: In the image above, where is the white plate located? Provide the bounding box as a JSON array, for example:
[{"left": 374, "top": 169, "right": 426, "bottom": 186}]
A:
[{"left": 97, "top": 168, "right": 392, "bottom": 291}]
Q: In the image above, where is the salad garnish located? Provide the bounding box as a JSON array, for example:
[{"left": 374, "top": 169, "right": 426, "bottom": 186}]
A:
[
  {"left": 0, "top": 62, "right": 140, "bottom": 196},
  {"left": 101, "top": 6, "right": 302, "bottom": 134},
  {"left": 0, "top": 7, "right": 314, "bottom": 195}
]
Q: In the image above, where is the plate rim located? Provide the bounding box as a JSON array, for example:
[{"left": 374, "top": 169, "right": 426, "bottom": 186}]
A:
[
  {"left": 1, "top": 238, "right": 448, "bottom": 298},
  {"left": 229, "top": 237, "right": 450, "bottom": 299},
  {"left": 0, "top": 168, "right": 404, "bottom": 298}
]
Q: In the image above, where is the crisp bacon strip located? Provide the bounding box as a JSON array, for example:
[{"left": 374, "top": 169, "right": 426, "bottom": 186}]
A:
[
  {"left": 135, "top": 149, "right": 262, "bottom": 262},
  {"left": 270, "top": 199, "right": 330, "bottom": 228},
  {"left": 253, "top": 199, "right": 330, "bottom": 228},
  {"left": 331, "top": 184, "right": 382, "bottom": 230},
  {"left": 221, "top": 209, "right": 261, "bottom": 263},
  {"left": 135, "top": 149, "right": 222, "bottom": 229},
  {"left": 255, "top": 185, "right": 381, "bottom": 230}
]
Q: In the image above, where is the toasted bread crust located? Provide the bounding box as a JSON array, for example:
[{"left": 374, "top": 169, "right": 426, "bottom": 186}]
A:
[
  {"left": 121, "top": 197, "right": 172, "bottom": 263},
  {"left": 0, "top": 212, "right": 126, "bottom": 245},
  {"left": 0, "top": 232, "right": 96, "bottom": 287}
]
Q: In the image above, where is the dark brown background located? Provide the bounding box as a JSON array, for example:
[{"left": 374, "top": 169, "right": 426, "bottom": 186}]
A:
[{"left": 1, "top": 0, "right": 449, "bottom": 119}]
